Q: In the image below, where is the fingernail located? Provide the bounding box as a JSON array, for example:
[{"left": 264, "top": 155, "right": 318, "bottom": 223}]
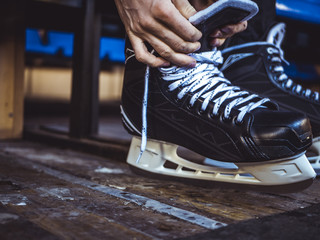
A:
[
  {"left": 161, "top": 62, "right": 170, "bottom": 67},
  {"left": 195, "top": 43, "right": 201, "bottom": 51},
  {"left": 187, "top": 61, "right": 197, "bottom": 68},
  {"left": 196, "top": 31, "right": 203, "bottom": 40},
  {"left": 211, "top": 31, "right": 222, "bottom": 38},
  {"left": 221, "top": 26, "right": 231, "bottom": 34}
]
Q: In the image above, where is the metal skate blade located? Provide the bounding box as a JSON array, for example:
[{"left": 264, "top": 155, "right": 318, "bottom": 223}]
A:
[
  {"left": 129, "top": 165, "right": 314, "bottom": 194},
  {"left": 306, "top": 153, "right": 320, "bottom": 175},
  {"left": 204, "top": 158, "right": 238, "bottom": 169},
  {"left": 177, "top": 147, "right": 238, "bottom": 170},
  {"left": 306, "top": 137, "right": 320, "bottom": 176},
  {"left": 127, "top": 137, "right": 316, "bottom": 193},
  {"left": 177, "top": 147, "right": 252, "bottom": 176}
]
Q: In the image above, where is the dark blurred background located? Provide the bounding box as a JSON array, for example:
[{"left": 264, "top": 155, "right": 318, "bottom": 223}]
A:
[{"left": 1, "top": 0, "right": 319, "bottom": 142}]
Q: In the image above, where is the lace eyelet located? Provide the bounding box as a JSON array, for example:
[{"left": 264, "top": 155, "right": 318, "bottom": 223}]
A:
[
  {"left": 198, "top": 109, "right": 205, "bottom": 115},
  {"left": 283, "top": 82, "right": 291, "bottom": 90},
  {"left": 221, "top": 115, "right": 231, "bottom": 123},
  {"left": 186, "top": 103, "right": 193, "bottom": 110},
  {"left": 234, "top": 118, "right": 243, "bottom": 126},
  {"left": 209, "top": 112, "right": 218, "bottom": 119},
  {"left": 267, "top": 47, "right": 278, "bottom": 55},
  {"left": 269, "top": 66, "right": 274, "bottom": 72},
  {"left": 173, "top": 96, "right": 182, "bottom": 104},
  {"left": 294, "top": 89, "right": 302, "bottom": 96}
]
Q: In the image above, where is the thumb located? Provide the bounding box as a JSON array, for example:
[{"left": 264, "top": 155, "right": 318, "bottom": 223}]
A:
[{"left": 172, "top": 0, "right": 197, "bottom": 19}]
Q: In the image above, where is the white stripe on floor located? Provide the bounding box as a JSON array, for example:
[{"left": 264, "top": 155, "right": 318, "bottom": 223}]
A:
[{"left": 27, "top": 161, "right": 226, "bottom": 230}]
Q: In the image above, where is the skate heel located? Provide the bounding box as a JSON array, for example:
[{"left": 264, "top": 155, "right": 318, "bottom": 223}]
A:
[
  {"left": 308, "top": 137, "right": 320, "bottom": 174},
  {"left": 127, "top": 136, "right": 316, "bottom": 192}
]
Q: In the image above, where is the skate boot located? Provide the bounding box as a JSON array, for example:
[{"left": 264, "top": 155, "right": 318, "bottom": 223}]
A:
[
  {"left": 121, "top": 1, "right": 316, "bottom": 192},
  {"left": 221, "top": 22, "right": 320, "bottom": 175}
]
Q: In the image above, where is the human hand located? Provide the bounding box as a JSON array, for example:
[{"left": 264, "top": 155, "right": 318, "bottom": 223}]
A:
[
  {"left": 189, "top": 0, "right": 248, "bottom": 48},
  {"left": 114, "top": 0, "right": 202, "bottom": 67},
  {"left": 209, "top": 21, "right": 248, "bottom": 47}
]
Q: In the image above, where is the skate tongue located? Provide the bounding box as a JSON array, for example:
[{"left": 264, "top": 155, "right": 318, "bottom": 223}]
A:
[
  {"left": 190, "top": 50, "right": 223, "bottom": 65},
  {"left": 159, "top": 50, "right": 223, "bottom": 75},
  {"left": 266, "top": 22, "right": 286, "bottom": 48}
]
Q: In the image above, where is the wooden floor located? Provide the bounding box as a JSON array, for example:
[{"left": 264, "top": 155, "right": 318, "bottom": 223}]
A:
[{"left": 1, "top": 117, "right": 320, "bottom": 239}]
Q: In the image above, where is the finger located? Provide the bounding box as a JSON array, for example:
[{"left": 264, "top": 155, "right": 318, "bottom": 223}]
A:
[
  {"left": 210, "top": 21, "right": 248, "bottom": 38},
  {"left": 172, "top": 0, "right": 197, "bottom": 19},
  {"left": 152, "top": 1, "right": 202, "bottom": 42},
  {"left": 146, "top": 34, "right": 197, "bottom": 67},
  {"left": 211, "top": 28, "right": 234, "bottom": 39},
  {"left": 220, "top": 21, "right": 248, "bottom": 36},
  {"left": 189, "top": 0, "right": 219, "bottom": 11},
  {"left": 209, "top": 38, "right": 226, "bottom": 47},
  {"left": 210, "top": 29, "right": 223, "bottom": 38},
  {"left": 140, "top": 19, "right": 201, "bottom": 54},
  {"left": 129, "top": 33, "right": 170, "bottom": 67}
]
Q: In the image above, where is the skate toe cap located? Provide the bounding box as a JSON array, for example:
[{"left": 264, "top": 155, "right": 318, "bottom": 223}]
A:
[{"left": 250, "top": 110, "right": 312, "bottom": 159}]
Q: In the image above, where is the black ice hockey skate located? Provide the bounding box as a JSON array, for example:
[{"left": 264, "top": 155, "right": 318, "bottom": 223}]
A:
[
  {"left": 221, "top": 22, "right": 320, "bottom": 175},
  {"left": 120, "top": 1, "right": 316, "bottom": 192}
]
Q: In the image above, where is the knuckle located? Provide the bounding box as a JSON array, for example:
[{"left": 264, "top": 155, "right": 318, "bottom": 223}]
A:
[
  {"left": 177, "top": 42, "right": 188, "bottom": 52},
  {"left": 175, "top": 42, "right": 193, "bottom": 53},
  {"left": 160, "top": 10, "right": 171, "bottom": 19},
  {"left": 154, "top": 4, "right": 171, "bottom": 19},
  {"left": 159, "top": 49, "right": 172, "bottom": 59},
  {"left": 130, "top": 18, "right": 153, "bottom": 33},
  {"left": 129, "top": 21, "right": 142, "bottom": 34},
  {"left": 139, "top": 17, "right": 150, "bottom": 29},
  {"left": 182, "top": 5, "right": 197, "bottom": 19},
  {"left": 189, "top": 30, "right": 201, "bottom": 41},
  {"left": 134, "top": 51, "right": 145, "bottom": 63}
]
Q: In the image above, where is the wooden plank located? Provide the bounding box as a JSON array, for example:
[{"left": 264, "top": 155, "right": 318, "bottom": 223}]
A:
[
  {"left": 0, "top": 152, "right": 209, "bottom": 239},
  {"left": 2, "top": 143, "right": 320, "bottom": 239},
  {"left": 1, "top": 141, "right": 320, "bottom": 226},
  {"left": 0, "top": 206, "right": 59, "bottom": 240},
  {"left": 0, "top": 0, "right": 25, "bottom": 139}
]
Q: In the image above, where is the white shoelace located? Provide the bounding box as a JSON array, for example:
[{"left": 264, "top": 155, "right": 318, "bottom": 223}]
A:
[
  {"left": 268, "top": 46, "right": 320, "bottom": 102},
  {"left": 136, "top": 50, "right": 271, "bottom": 163}
]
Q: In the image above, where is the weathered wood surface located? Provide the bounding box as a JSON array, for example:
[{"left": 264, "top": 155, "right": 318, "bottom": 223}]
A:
[{"left": 0, "top": 140, "right": 320, "bottom": 239}]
